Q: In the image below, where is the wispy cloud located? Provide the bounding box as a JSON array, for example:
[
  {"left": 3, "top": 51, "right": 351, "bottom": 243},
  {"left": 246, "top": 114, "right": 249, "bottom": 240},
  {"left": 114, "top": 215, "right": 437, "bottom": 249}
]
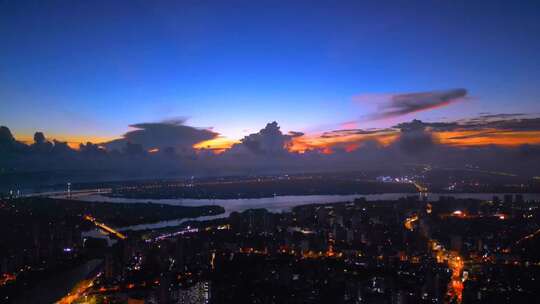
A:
[{"left": 353, "top": 88, "right": 468, "bottom": 121}]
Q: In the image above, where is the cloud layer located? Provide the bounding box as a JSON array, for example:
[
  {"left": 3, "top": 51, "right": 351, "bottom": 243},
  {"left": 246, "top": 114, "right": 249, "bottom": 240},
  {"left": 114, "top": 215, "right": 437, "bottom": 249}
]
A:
[{"left": 1, "top": 113, "right": 540, "bottom": 187}]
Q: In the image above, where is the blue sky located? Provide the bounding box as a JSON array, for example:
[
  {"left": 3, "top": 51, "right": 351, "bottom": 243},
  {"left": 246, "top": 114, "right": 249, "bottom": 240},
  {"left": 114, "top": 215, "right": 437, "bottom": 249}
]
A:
[{"left": 1, "top": 0, "right": 539, "bottom": 142}]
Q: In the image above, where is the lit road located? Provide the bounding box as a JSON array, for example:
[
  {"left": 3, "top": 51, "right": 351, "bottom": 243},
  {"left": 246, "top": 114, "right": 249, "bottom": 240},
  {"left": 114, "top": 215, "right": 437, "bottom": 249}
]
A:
[
  {"left": 403, "top": 214, "right": 418, "bottom": 231},
  {"left": 405, "top": 213, "right": 465, "bottom": 303},
  {"left": 56, "top": 272, "right": 102, "bottom": 304},
  {"left": 447, "top": 254, "right": 464, "bottom": 303},
  {"left": 427, "top": 239, "right": 465, "bottom": 304},
  {"left": 83, "top": 215, "right": 126, "bottom": 240},
  {"left": 512, "top": 227, "right": 540, "bottom": 248}
]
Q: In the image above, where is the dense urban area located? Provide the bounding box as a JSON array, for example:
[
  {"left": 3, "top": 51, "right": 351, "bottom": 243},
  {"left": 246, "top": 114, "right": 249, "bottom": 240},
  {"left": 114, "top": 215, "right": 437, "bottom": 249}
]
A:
[{"left": 1, "top": 175, "right": 540, "bottom": 303}]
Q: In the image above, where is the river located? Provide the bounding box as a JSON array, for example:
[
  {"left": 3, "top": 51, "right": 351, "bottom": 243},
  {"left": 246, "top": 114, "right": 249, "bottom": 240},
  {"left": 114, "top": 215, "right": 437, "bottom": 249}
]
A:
[{"left": 73, "top": 192, "right": 540, "bottom": 231}]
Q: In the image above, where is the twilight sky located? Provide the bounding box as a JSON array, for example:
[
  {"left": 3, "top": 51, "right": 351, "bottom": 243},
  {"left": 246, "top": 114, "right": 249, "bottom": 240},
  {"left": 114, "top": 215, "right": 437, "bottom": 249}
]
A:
[{"left": 1, "top": 0, "right": 540, "bottom": 150}]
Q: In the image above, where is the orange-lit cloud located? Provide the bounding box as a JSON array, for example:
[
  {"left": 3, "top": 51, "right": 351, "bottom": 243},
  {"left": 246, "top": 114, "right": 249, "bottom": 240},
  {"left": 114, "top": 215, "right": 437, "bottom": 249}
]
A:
[
  {"left": 17, "top": 134, "right": 118, "bottom": 150},
  {"left": 435, "top": 129, "right": 540, "bottom": 147},
  {"left": 289, "top": 130, "right": 399, "bottom": 153},
  {"left": 193, "top": 137, "right": 239, "bottom": 153},
  {"left": 289, "top": 118, "right": 540, "bottom": 154},
  {"left": 340, "top": 121, "right": 359, "bottom": 129}
]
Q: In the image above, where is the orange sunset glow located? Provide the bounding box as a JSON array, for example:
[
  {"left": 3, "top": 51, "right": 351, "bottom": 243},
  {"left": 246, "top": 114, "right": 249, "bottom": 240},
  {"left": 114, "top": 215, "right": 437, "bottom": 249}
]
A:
[
  {"left": 16, "top": 127, "right": 540, "bottom": 154},
  {"left": 18, "top": 134, "right": 118, "bottom": 150},
  {"left": 434, "top": 129, "right": 540, "bottom": 147},
  {"left": 193, "top": 137, "right": 239, "bottom": 153},
  {"left": 190, "top": 127, "right": 540, "bottom": 154},
  {"left": 287, "top": 131, "right": 399, "bottom": 153}
]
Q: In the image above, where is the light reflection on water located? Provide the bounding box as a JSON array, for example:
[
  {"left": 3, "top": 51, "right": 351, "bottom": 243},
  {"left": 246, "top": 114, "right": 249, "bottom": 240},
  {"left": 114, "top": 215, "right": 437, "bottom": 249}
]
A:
[{"left": 75, "top": 192, "right": 540, "bottom": 231}]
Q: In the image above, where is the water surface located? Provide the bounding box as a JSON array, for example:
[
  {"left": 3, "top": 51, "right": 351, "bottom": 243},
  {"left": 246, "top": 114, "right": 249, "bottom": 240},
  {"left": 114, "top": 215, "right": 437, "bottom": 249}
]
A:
[{"left": 75, "top": 193, "right": 540, "bottom": 231}]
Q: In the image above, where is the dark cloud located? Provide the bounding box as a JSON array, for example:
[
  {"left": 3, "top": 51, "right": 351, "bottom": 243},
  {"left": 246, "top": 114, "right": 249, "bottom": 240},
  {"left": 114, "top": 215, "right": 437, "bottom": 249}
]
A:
[
  {"left": 227, "top": 122, "right": 300, "bottom": 156},
  {"left": 394, "top": 124, "right": 436, "bottom": 154},
  {"left": 0, "top": 126, "right": 27, "bottom": 155},
  {"left": 30, "top": 132, "right": 54, "bottom": 153},
  {"left": 33, "top": 132, "right": 46, "bottom": 144},
  {"left": 477, "top": 113, "right": 526, "bottom": 120},
  {"left": 393, "top": 119, "right": 460, "bottom": 132},
  {"left": 288, "top": 131, "right": 305, "bottom": 137},
  {"left": 104, "top": 120, "right": 218, "bottom": 154},
  {"left": 396, "top": 116, "right": 540, "bottom": 133},
  {"left": 471, "top": 117, "right": 540, "bottom": 131},
  {"left": 320, "top": 128, "right": 395, "bottom": 138},
  {"left": 0, "top": 126, "right": 16, "bottom": 145},
  {"left": 79, "top": 142, "right": 106, "bottom": 155},
  {"left": 357, "top": 88, "right": 468, "bottom": 120}
]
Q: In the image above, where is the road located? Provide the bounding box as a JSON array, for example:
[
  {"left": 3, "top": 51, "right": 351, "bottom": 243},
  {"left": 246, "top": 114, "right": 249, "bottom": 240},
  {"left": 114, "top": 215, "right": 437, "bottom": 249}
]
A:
[{"left": 404, "top": 213, "right": 465, "bottom": 304}]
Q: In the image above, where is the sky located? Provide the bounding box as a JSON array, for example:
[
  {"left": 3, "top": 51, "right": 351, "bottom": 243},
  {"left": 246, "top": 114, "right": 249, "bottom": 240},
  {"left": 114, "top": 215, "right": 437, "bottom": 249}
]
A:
[{"left": 1, "top": 0, "right": 540, "bottom": 150}]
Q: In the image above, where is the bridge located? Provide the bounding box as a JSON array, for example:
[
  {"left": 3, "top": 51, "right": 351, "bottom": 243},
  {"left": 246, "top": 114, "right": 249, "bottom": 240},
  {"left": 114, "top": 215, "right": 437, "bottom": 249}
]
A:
[
  {"left": 83, "top": 215, "right": 126, "bottom": 240},
  {"left": 23, "top": 188, "right": 112, "bottom": 199}
]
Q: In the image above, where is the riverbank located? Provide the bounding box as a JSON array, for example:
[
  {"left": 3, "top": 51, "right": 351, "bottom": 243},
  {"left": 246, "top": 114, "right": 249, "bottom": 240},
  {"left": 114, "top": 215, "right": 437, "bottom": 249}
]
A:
[{"left": 76, "top": 192, "right": 540, "bottom": 231}]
